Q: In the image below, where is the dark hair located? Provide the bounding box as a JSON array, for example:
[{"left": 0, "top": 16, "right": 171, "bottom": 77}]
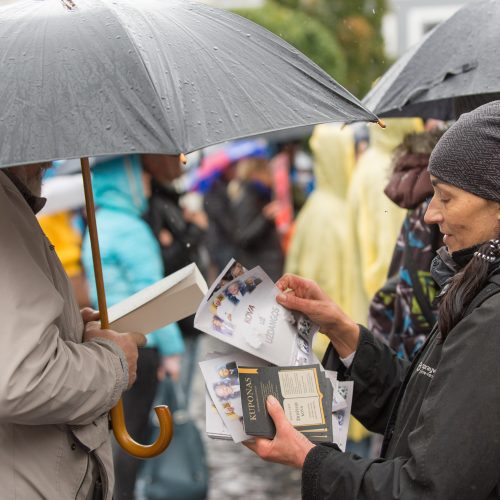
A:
[{"left": 438, "top": 240, "right": 500, "bottom": 337}]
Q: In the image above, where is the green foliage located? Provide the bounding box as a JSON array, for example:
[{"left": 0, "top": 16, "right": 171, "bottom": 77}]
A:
[
  {"left": 233, "top": 2, "right": 347, "bottom": 85},
  {"left": 271, "top": 0, "right": 390, "bottom": 99}
]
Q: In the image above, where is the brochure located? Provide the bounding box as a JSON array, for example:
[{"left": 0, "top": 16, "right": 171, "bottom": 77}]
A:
[
  {"left": 109, "top": 263, "right": 208, "bottom": 334},
  {"left": 238, "top": 364, "right": 333, "bottom": 442},
  {"left": 199, "top": 351, "right": 269, "bottom": 443},
  {"left": 194, "top": 259, "right": 319, "bottom": 366}
]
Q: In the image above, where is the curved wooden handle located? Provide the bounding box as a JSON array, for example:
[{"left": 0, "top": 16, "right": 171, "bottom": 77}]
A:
[
  {"left": 110, "top": 400, "right": 174, "bottom": 458},
  {"left": 81, "top": 157, "right": 173, "bottom": 459}
]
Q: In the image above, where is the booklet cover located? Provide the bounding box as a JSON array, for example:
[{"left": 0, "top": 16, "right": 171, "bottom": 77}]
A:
[
  {"left": 238, "top": 364, "right": 333, "bottom": 442},
  {"left": 194, "top": 259, "right": 319, "bottom": 366},
  {"left": 108, "top": 263, "right": 208, "bottom": 334}
]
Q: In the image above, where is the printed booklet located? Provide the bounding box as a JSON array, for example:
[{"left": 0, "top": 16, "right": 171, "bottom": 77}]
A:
[
  {"left": 194, "top": 259, "right": 319, "bottom": 366},
  {"left": 196, "top": 259, "right": 353, "bottom": 450},
  {"left": 201, "top": 352, "right": 353, "bottom": 450},
  {"left": 238, "top": 364, "right": 333, "bottom": 442}
]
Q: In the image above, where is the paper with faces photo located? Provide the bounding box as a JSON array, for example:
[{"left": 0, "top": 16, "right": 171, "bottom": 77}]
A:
[
  {"left": 199, "top": 351, "right": 268, "bottom": 443},
  {"left": 194, "top": 259, "right": 319, "bottom": 366}
]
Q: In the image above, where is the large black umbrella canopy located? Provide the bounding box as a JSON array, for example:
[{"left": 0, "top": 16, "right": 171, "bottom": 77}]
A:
[
  {"left": 363, "top": 0, "right": 500, "bottom": 120},
  {"left": 0, "top": 0, "right": 379, "bottom": 460},
  {"left": 0, "top": 0, "right": 378, "bottom": 169}
]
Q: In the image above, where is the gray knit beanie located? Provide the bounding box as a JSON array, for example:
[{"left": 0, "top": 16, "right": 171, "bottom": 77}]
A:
[{"left": 428, "top": 100, "right": 500, "bottom": 203}]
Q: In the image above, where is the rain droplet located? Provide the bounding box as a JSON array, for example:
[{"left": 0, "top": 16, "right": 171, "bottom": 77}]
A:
[
  {"left": 115, "top": 35, "right": 121, "bottom": 39},
  {"left": 186, "top": 243, "right": 191, "bottom": 248},
  {"left": 105, "top": 124, "right": 111, "bottom": 130},
  {"left": 213, "top": 46, "right": 219, "bottom": 51}
]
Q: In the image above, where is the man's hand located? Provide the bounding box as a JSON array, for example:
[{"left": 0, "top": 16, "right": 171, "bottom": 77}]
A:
[
  {"left": 80, "top": 307, "right": 100, "bottom": 324},
  {"left": 243, "top": 396, "right": 314, "bottom": 468},
  {"left": 83, "top": 320, "right": 146, "bottom": 389},
  {"left": 275, "top": 274, "right": 359, "bottom": 358}
]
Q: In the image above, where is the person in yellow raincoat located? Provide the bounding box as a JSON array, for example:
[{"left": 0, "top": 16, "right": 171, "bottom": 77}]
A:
[
  {"left": 38, "top": 210, "right": 90, "bottom": 307},
  {"left": 344, "top": 118, "right": 424, "bottom": 325},
  {"left": 285, "top": 123, "right": 355, "bottom": 357}
]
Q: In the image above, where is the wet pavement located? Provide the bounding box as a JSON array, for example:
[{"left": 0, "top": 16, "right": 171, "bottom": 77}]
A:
[{"left": 192, "top": 335, "right": 302, "bottom": 500}]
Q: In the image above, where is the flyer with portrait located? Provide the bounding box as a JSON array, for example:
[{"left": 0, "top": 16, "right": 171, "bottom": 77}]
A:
[
  {"left": 199, "top": 351, "right": 269, "bottom": 443},
  {"left": 194, "top": 259, "right": 319, "bottom": 366}
]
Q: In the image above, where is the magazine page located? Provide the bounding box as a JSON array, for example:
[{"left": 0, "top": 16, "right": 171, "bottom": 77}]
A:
[
  {"left": 199, "top": 351, "right": 269, "bottom": 443},
  {"left": 205, "top": 390, "right": 232, "bottom": 440},
  {"left": 195, "top": 259, "right": 319, "bottom": 366},
  {"left": 332, "top": 380, "right": 353, "bottom": 452}
]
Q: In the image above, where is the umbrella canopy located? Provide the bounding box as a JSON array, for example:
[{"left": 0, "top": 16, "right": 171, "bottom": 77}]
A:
[
  {"left": 0, "top": 0, "right": 377, "bottom": 169},
  {"left": 363, "top": 0, "right": 500, "bottom": 120},
  {"left": 0, "top": 0, "right": 379, "bottom": 459}
]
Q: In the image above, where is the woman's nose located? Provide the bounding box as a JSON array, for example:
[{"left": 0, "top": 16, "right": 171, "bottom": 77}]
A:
[{"left": 424, "top": 196, "right": 442, "bottom": 225}]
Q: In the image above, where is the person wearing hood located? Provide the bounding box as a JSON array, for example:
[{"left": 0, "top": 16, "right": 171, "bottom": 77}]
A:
[
  {"left": 285, "top": 123, "right": 355, "bottom": 356},
  {"left": 344, "top": 118, "right": 424, "bottom": 325},
  {"left": 369, "top": 129, "right": 445, "bottom": 360},
  {"left": 245, "top": 101, "right": 500, "bottom": 500},
  {"left": 81, "top": 155, "right": 184, "bottom": 500}
]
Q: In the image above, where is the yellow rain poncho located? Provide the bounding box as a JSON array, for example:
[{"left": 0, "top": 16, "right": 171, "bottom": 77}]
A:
[
  {"left": 344, "top": 117, "right": 424, "bottom": 324},
  {"left": 286, "top": 124, "right": 355, "bottom": 357}
]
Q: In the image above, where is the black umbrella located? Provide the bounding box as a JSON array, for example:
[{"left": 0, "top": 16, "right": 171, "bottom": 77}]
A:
[
  {"left": 0, "top": 0, "right": 380, "bottom": 459},
  {"left": 363, "top": 0, "right": 500, "bottom": 120}
]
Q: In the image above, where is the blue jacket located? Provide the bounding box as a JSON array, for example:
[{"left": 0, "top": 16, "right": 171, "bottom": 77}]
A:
[{"left": 82, "top": 155, "right": 184, "bottom": 356}]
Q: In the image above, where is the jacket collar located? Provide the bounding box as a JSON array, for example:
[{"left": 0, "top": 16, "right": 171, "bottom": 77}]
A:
[
  {"left": 1, "top": 169, "right": 46, "bottom": 214},
  {"left": 431, "top": 244, "right": 500, "bottom": 290}
]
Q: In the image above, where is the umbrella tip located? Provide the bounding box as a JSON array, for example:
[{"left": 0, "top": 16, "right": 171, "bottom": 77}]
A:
[
  {"left": 377, "top": 119, "right": 386, "bottom": 129},
  {"left": 180, "top": 153, "right": 187, "bottom": 165}
]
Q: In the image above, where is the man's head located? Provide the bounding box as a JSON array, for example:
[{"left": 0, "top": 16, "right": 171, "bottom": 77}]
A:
[
  {"left": 141, "top": 154, "right": 182, "bottom": 184},
  {"left": 6, "top": 162, "right": 51, "bottom": 196}
]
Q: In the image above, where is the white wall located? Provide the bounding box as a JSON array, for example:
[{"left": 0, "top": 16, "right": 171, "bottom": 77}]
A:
[{"left": 383, "top": 0, "right": 473, "bottom": 57}]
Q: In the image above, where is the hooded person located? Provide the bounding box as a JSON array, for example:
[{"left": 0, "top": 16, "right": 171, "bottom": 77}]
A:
[
  {"left": 344, "top": 117, "right": 424, "bottom": 324},
  {"left": 285, "top": 123, "right": 355, "bottom": 357},
  {"left": 245, "top": 101, "right": 500, "bottom": 500},
  {"left": 368, "top": 129, "right": 445, "bottom": 360},
  {"left": 0, "top": 163, "right": 145, "bottom": 500},
  {"left": 81, "top": 155, "right": 184, "bottom": 500}
]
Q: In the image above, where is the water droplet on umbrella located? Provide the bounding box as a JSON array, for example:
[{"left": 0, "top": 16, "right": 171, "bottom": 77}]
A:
[
  {"left": 213, "top": 46, "right": 218, "bottom": 50},
  {"left": 105, "top": 124, "right": 111, "bottom": 130}
]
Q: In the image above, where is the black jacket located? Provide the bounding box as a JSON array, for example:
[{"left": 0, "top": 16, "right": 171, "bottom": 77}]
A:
[
  {"left": 146, "top": 179, "right": 206, "bottom": 276},
  {"left": 303, "top": 255, "right": 500, "bottom": 500},
  {"left": 231, "top": 180, "right": 284, "bottom": 282}
]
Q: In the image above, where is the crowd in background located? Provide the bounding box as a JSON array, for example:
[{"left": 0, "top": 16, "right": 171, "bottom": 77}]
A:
[{"left": 37, "top": 116, "right": 447, "bottom": 498}]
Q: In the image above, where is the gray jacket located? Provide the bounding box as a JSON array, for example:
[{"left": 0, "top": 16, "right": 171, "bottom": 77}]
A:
[
  {"left": 0, "top": 171, "right": 128, "bottom": 499},
  {"left": 303, "top": 258, "right": 500, "bottom": 499}
]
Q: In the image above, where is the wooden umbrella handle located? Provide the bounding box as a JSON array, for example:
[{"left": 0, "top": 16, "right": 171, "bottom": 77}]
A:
[{"left": 81, "top": 157, "right": 173, "bottom": 458}]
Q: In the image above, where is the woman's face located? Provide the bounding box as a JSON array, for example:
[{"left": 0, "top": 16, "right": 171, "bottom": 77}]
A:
[{"left": 424, "top": 175, "right": 500, "bottom": 253}]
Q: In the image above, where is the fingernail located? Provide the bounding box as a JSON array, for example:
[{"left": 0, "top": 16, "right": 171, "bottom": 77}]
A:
[
  {"left": 267, "top": 395, "right": 278, "bottom": 406},
  {"left": 277, "top": 293, "right": 287, "bottom": 302}
]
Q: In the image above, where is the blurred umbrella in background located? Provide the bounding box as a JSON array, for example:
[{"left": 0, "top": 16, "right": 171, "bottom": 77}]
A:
[{"left": 190, "top": 139, "right": 269, "bottom": 193}]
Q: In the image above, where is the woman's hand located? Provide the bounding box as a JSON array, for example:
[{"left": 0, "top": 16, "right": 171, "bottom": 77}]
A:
[
  {"left": 243, "top": 395, "right": 314, "bottom": 468},
  {"left": 275, "top": 274, "right": 360, "bottom": 358}
]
